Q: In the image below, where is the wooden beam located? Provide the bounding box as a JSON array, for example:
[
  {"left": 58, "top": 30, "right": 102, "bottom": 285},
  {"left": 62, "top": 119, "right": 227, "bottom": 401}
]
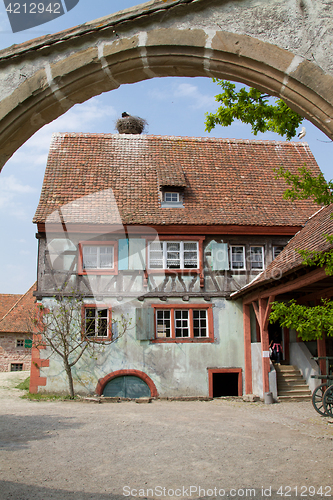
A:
[
  {"left": 243, "top": 267, "right": 327, "bottom": 304},
  {"left": 263, "top": 295, "right": 275, "bottom": 331},
  {"left": 298, "top": 286, "right": 333, "bottom": 303},
  {"left": 251, "top": 301, "right": 260, "bottom": 327}
]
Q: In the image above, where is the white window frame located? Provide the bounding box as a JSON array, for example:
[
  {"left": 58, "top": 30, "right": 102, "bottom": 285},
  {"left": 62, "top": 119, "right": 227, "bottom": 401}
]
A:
[
  {"left": 250, "top": 246, "right": 264, "bottom": 271},
  {"left": 84, "top": 307, "right": 110, "bottom": 338},
  {"left": 164, "top": 191, "right": 179, "bottom": 203},
  {"left": 16, "top": 339, "right": 24, "bottom": 348},
  {"left": 230, "top": 246, "right": 246, "bottom": 271},
  {"left": 148, "top": 241, "right": 199, "bottom": 270},
  {"left": 82, "top": 245, "right": 114, "bottom": 271},
  {"left": 273, "top": 246, "right": 284, "bottom": 260},
  {"left": 155, "top": 308, "right": 209, "bottom": 339}
]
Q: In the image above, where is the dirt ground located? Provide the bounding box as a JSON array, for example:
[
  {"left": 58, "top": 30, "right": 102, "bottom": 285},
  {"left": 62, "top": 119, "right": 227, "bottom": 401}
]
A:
[{"left": 0, "top": 371, "right": 333, "bottom": 500}]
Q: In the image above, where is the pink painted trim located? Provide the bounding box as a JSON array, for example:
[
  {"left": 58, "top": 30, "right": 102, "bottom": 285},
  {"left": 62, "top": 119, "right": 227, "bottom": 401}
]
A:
[{"left": 96, "top": 369, "right": 158, "bottom": 397}]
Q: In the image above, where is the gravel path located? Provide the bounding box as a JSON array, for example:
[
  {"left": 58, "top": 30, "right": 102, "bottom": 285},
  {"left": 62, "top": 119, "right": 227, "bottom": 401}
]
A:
[{"left": 0, "top": 372, "right": 332, "bottom": 500}]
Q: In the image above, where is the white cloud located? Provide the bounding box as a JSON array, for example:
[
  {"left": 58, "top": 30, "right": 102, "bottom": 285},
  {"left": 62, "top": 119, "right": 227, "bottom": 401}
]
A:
[
  {"left": 151, "top": 82, "right": 216, "bottom": 111},
  {"left": 7, "top": 97, "right": 117, "bottom": 171},
  {"left": 0, "top": 175, "right": 36, "bottom": 220}
]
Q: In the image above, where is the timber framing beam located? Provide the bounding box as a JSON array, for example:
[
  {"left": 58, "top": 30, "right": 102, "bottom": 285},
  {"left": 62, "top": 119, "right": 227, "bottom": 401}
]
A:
[{"left": 242, "top": 267, "right": 327, "bottom": 304}]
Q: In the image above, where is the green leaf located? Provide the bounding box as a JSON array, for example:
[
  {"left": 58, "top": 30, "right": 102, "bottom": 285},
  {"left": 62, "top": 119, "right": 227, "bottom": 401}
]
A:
[{"left": 205, "top": 79, "right": 303, "bottom": 140}]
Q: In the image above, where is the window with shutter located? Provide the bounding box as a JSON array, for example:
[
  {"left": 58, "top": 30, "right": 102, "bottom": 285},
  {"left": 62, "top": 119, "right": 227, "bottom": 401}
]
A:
[
  {"left": 82, "top": 305, "right": 112, "bottom": 341},
  {"left": 78, "top": 241, "right": 118, "bottom": 275},
  {"left": 151, "top": 304, "right": 213, "bottom": 343},
  {"left": 148, "top": 241, "right": 199, "bottom": 270},
  {"left": 135, "top": 308, "right": 155, "bottom": 340},
  {"left": 211, "top": 242, "right": 229, "bottom": 270}
]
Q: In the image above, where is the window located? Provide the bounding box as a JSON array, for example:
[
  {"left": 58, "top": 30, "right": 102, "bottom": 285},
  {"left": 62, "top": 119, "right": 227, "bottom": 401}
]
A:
[
  {"left": 149, "top": 241, "right": 199, "bottom": 269},
  {"left": 161, "top": 190, "right": 184, "bottom": 207},
  {"left": 83, "top": 306, "right": 112, "bottom": 340},
  {"left": 78, "top": 241, "right": 118, "bottom": 275},
  {"left": 16, "top": 340, "right": 24, "bottom": 348},
  {"left": 153, "top": 305, "right": 213, "bottom": 342},
  {"left": 250, "top": 246, "right": 264, "bottom": 270},
  {"left": 230, "top": 246, "right": 245, "bottom": 270},
  {"left": 273, "top": 246, "right": 284, "bottom": 259},
  {"left": 11, "top": 363, "right": 23, "bottom": 371},
  {"left": 164, "top": 192, "right": 179, "bottom": 203}
]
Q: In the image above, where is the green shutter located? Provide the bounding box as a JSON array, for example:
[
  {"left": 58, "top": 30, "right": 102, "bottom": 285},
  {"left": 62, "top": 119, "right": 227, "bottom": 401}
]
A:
[
  {"left": 112, "top": 322, "right": 118, "bottom": 340},
  {"left": 118, "top": 239, "right": 129, "bottom": 270},
  {"left": 136, "top": 308, "right": 155, "bottom": 340},
  {"left": 24, "top": 339, "right": 32, "bottom": 349},
  {"left": 129, "top": 239, "right": 146, "bottom": 270},
  {"left": 211, "top": 242, "right": 229, "bottom": 270}
]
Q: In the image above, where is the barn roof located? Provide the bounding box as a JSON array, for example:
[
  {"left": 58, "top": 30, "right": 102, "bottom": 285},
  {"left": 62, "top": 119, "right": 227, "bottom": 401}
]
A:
[
  {"left": 0, "top": 283, "right": 36, "bottom": 333},
  {"left": 231, "top": 205, "right": 333, "bottom": 299},
  {"left": 34, "top": 133, "right": 321, "bottom": 228}
]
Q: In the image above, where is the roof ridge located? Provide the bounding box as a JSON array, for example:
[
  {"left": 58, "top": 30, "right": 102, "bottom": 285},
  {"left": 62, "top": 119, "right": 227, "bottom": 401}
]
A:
[
  {"left": 49, "top": 132, "right": 306, "bottom": 146},
  {"left": 0, "top": 282, "right": 36, "bottom": 324}
]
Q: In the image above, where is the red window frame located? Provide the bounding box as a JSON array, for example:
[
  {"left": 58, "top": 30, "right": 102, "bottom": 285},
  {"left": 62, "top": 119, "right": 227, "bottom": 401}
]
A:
[
  {"left": 82, "top": 304, "right": 112, "bottom": 341},
  {"left": 146, "top": 236, "right": 205, "bottom": 287},
  {"left": 78, "top": 241, "right": 118, "bottom": 275},
  {"left": 151, "top": 304, "right": 214, "bottom": 343}
]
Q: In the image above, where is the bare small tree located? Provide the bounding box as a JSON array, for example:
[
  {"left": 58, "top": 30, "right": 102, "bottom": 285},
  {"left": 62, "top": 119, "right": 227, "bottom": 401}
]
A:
[{"left": 33, "top": 294, "right": 131, "bottom": 399}]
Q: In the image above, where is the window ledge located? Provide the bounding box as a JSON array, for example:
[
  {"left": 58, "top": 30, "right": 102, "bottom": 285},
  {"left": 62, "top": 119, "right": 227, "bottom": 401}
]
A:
[
  {"left": 161, "top": 202, "right": 184, "bottom": 208},
  {"left": 152, "top": 338, "right": 214, "bottom": 344}
]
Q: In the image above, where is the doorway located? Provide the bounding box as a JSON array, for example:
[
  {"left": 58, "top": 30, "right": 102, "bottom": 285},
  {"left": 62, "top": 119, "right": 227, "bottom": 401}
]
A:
[
  {"left": 103, "top": 375, "right": 151, "bottom": 398},
  {"left": 208, "top": 368, "right": 242, "bottom": 398}
]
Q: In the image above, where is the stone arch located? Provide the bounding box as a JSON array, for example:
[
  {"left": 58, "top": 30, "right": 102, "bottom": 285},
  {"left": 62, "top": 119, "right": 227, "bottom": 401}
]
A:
[
  {"left": 96, "top": 369, "right": 158, "bottom": 397},
  {"left": 0, "top": 1, "right": 333, "bottom": 169}
]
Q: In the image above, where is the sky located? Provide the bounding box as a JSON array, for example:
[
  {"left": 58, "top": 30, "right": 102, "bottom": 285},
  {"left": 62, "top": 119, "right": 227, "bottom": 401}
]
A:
[{"left": 0, "top": 0, "right": 332, "bottom": 294}]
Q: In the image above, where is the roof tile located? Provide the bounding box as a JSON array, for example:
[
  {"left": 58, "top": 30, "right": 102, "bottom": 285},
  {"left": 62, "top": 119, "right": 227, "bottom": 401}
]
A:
[{"left": 34, "top": 134, "right": 321, "bottom": 227}]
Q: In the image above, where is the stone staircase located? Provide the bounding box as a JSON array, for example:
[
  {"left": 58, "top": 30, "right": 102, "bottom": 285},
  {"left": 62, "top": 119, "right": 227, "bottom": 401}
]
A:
[{"left": 275, "top": 364, "right": 312, "bottom": 402}]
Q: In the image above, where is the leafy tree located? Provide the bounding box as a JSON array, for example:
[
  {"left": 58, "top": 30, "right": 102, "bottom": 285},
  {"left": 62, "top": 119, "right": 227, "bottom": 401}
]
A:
[
  {"left": 205, "top": 79, "right": 333, "bottom": 340},
  {"left": 269, "top": 300, "right": 333, "bottom": 341},
  {"left": 33, "top": 294, "right": 131, "bottom": 398},
  {"left": 205, "top": 79, "right": 303, "bottom": 140},
  {"left": 275, "top": 165, "right": 333, "bottom": 206}
]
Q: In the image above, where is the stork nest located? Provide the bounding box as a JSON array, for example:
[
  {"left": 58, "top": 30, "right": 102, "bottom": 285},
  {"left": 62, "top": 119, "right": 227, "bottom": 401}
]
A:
[{"left": 116, "top": 115, "right": 148, "bottom": 135}]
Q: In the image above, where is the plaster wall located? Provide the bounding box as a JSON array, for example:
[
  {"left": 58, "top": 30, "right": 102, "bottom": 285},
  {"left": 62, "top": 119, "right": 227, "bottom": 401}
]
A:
[
  {"left": 290, "top": 341, "right": 319, "bottom": 393},
  {"left": 251, "top": 342, "right": 263, "bottom": 398},
  {"left": 0, "top": 0, "right": 333, "bottom": 168},
  {"left": 38, "top": 297, "right": 244, "bottom": 397}
]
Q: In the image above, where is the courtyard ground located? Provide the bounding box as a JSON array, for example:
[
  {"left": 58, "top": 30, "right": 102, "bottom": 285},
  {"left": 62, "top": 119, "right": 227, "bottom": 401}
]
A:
[{"left": 0, "top": 371, "right": 332, "bottom": 500}]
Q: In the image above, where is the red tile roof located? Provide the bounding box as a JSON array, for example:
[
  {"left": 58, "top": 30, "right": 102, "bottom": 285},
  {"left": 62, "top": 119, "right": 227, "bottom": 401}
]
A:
[
  {"left": 0, "top": 283, "right": 36, "bottom": 333},
  {"left": 34, "top": 134, "right": 321, "bottom": 227},
  {"left": 232, "top": 205, "right": 333, "bottom": 297},
  {"left": 0, "top": 294, "right": 22, "bottom": 320}
]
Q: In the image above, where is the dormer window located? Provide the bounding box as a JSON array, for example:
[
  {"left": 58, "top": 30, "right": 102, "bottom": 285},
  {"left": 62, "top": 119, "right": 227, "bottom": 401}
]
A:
[
  {"left": 161, "top": 189, "right": 184, "bottom": 208},
  {"left": 165, "top": 191, "right": 179, "bottom": 203}
]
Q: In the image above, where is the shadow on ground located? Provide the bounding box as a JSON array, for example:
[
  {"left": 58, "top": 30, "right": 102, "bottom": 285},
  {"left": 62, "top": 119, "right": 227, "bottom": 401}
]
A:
[
  {"left": 0, "top": 481, "right": 318, "bottom": 500},
  {"left": 0, "top": 413, "right": 80, "bottom": 450}
]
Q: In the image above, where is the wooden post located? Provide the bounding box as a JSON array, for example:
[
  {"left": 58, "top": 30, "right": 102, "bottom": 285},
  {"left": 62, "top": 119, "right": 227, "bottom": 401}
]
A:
[
  {"left": 259, "top": 298, "right": 270, "bottom": 393},
  {"left": 317, "top": 336, "right": 327, "bottom": 379},
  {"left": 283, "top": 327, "right": 289, "bottom": 363},
  {"left": 243, "top": 303, "right": 252, "bottom": 394}
]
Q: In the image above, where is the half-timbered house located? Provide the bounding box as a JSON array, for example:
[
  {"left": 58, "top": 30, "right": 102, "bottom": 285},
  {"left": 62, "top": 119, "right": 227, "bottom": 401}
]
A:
[{"left": 31, "top": 132, "right": 321, "bottom": 397}]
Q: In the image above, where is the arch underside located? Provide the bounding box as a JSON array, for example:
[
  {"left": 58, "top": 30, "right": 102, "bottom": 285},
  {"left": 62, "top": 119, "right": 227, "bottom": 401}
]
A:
[{"left": 1, "top": 27, "right": 333, "bottom": 169}]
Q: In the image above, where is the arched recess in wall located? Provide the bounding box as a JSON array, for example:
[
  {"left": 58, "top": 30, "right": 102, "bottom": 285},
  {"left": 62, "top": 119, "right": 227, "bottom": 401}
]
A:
[
  {"left": 1, "top": 26, "right": 333, "bottom": 170},
  {"left": 96, "top": 369, "right": 158, "bottom": 397}
]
